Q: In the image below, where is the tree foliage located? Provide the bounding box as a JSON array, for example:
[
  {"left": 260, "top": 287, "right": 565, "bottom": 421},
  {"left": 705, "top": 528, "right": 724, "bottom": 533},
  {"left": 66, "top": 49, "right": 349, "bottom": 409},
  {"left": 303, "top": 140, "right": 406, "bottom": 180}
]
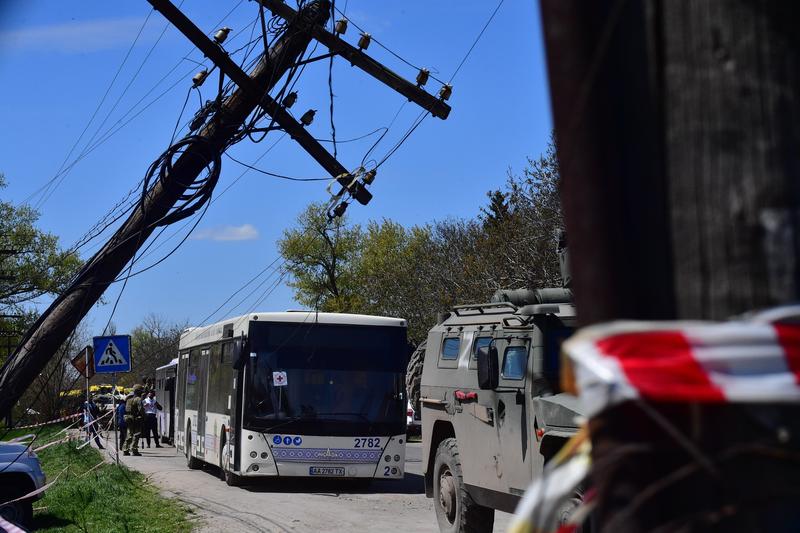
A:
[
  {"left": 0, "top": 175, "right": 83, "bottom": 313},
  {"left": 277, "top": 138, "right": 563, "bottom": 345},
  {"left": 0, "top": 175, "right": 83, "bottom": 371},
  {"left": 277, "top": 202, "right": 363, "bottom": 312}
]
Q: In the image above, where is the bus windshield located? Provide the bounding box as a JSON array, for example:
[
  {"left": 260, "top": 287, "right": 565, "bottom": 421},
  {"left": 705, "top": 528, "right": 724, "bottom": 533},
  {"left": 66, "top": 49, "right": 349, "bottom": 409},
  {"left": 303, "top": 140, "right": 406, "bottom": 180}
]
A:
[{"left": 246, "top": 321, "right": 408, "bottom": 436}]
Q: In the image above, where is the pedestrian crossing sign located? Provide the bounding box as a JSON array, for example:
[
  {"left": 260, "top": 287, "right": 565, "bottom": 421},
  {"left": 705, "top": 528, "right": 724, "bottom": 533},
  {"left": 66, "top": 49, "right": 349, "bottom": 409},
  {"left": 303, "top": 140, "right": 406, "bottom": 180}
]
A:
[{"left": 93, "top": 335, "right": 132, "bottom": 373}]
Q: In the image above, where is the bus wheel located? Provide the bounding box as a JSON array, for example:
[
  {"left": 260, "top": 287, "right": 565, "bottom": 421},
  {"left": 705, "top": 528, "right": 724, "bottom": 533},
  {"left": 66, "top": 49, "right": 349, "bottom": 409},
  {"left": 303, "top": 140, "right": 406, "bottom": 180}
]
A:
[
  {"left": 219, "top": 433, "right": 240, "bottom": 486},
  {"left": 185, "top": 423, "right": 201, "bottom": 470},
  {"left": 224, "top": 469, "right": 241, "bottom": 487},
  {"left": 433, "top": 438, "right": 494, "bottom": 533}
]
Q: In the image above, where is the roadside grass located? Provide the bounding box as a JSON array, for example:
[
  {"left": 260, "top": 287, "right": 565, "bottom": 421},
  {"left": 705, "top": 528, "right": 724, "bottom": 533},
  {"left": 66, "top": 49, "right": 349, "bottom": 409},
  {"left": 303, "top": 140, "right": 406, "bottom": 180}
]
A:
[{"left": 3, "top": 424, "right": 193, "bottom": 532}]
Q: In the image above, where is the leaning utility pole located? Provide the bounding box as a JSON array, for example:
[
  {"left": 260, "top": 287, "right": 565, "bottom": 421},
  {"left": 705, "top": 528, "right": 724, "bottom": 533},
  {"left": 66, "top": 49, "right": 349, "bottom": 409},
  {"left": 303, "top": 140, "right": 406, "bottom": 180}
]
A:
[
  {"left": 0, "top": 0, "right": 450, "bottom": 418},
  {"left": 541, "top": 0, "right": 800, "bottom": 530}
]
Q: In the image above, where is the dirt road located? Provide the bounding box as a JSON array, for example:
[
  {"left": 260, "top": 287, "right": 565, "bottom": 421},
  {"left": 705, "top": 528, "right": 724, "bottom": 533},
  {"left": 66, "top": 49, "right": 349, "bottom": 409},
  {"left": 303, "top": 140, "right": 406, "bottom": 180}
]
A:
[{"left": 111, "top": 440, "right": 511, "bottom": 532}]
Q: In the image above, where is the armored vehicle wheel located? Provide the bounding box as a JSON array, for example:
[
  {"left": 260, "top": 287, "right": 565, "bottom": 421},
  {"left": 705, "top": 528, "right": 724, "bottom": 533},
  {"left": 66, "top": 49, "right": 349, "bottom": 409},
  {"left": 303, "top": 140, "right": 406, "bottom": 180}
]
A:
[
  {"left": 433, "top": 438, "right": 494, "bottom": 533},
  {"left": 185, "top": 423, "right": 201, "bottom": 470},
  {"left": 406, "top": 341, "right": 426, "bottom": 413},
  {"left": 554, "top": 490, "right": 591, "bottom": 532}
]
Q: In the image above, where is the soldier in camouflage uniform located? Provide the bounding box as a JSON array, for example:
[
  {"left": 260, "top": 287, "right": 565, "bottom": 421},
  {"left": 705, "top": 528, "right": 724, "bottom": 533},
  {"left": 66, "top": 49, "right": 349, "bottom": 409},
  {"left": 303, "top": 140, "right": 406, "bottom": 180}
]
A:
[{"left": 123, "top": 384, "right": 145, "bottom": 456}]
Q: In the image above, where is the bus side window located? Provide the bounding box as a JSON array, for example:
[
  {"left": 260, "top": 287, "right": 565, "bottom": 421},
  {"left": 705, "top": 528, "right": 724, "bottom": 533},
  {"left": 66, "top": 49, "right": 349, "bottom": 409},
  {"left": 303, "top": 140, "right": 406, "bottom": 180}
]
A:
[{"left": 186, "top": 349, "right": 201, "bottom": 410}]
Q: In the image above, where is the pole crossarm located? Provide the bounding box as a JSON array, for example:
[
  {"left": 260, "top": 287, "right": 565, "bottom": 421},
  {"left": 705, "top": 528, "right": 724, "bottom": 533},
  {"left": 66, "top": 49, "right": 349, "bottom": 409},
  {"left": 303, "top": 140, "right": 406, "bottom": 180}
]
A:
[
  {"left": 258, "top": 0, "right": 452, "bottom": 120},
  {"left": 147, "top": 0, "right": 261, "bottom": 99},
  {"left": 259, "top": 95, "right": 372, "bottom": 205},
  {"left": 149, "top": 0, "right": 371, "bottom": 205}
]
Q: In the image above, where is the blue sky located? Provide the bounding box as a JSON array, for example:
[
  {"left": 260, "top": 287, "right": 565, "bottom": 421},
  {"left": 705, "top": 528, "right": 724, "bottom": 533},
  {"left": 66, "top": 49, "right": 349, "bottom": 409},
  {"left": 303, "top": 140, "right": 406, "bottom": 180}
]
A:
[{"left": 0, "top": 1, "right": 553, "bottom": 335}]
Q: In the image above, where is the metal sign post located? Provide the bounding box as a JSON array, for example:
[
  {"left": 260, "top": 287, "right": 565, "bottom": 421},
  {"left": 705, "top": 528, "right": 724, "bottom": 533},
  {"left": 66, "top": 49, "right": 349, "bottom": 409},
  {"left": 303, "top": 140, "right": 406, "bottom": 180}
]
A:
[
  {"left": 112, "top": 372, "right": 119, "bottom": 465},
  {"left": 84, "top": 346, "right": 90, "bottom": 444}
]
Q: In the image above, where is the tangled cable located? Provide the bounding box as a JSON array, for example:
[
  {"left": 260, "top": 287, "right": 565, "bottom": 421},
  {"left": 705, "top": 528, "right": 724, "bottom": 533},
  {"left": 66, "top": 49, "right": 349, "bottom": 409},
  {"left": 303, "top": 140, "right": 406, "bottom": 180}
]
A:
[{"left": 141, "top": 135, "right": 222, "bottom": 228}]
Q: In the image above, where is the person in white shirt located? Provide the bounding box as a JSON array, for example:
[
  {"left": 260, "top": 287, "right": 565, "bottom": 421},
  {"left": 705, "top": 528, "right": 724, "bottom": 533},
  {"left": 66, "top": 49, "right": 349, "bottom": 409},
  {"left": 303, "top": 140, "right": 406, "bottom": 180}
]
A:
[{"left": 142, "top": 391, "right": 163, "bottom": 448}]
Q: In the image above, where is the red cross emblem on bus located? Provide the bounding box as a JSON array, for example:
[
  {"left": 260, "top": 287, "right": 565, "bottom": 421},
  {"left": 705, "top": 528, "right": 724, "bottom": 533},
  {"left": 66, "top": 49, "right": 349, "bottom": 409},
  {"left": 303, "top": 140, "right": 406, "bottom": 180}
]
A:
[{"left": 273, "top": 371, "right": 288, "bottom": 386}]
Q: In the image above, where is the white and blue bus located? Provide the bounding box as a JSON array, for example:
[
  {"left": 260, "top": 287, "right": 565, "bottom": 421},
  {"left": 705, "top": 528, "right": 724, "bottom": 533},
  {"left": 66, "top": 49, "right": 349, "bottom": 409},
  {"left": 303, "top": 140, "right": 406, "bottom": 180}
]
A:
[
  {"left": 175, "top": 311, "right": 409, "bottom": 485},
  {"left": 154, "top": 357, "right": 178, "bottom": 445}
]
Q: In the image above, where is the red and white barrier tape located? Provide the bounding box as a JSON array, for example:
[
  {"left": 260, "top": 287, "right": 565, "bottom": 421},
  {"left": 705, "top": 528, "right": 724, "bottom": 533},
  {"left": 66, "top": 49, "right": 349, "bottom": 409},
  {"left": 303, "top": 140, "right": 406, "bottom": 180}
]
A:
[
  {"left": 33, "top": 434, "right": 75, "bottom": 453},
  {"left": 565, "top": 305, "right": 800, "bottom": 416},
  {"left": 11, "top": 412, "right": 81, "bottom": 430}
]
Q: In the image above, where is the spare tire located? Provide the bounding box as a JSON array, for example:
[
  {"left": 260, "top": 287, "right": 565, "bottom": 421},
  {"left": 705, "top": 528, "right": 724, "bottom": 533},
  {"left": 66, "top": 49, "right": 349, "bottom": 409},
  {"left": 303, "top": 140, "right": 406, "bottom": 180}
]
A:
[{"left": 406, "top": 341, "right": 426, "bottom": 413}]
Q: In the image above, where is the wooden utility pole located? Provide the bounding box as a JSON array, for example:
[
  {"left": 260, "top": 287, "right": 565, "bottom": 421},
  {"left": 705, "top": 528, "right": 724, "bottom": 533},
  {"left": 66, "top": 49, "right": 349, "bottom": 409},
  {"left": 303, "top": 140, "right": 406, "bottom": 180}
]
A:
[
  {"left": 0, "top": 0, "right": 329, "bottom": 418},
  {"left": 541, "top": 1, "right": 800, "bottom": 531},
  {"left": 541, "top": 0, "right": 800, "bottom": 325}
]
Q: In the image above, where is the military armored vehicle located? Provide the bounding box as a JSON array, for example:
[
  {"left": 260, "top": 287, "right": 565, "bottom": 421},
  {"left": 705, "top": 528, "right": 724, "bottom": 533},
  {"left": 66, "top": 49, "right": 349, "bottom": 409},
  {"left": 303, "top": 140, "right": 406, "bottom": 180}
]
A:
[{"left": 408, "top": 287, "right": 582, "bottom": 532}]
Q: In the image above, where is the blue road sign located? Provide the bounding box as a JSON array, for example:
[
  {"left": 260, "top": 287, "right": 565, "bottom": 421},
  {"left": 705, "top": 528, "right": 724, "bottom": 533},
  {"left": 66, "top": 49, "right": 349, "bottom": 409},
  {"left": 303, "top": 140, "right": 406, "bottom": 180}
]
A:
[{"left": 92, "top": 335, "right": 132, "bottom": 373}]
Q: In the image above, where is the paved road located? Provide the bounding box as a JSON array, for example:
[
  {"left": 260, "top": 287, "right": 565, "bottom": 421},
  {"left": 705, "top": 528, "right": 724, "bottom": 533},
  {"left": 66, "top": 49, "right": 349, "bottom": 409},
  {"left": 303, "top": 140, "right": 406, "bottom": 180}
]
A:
[{"left": 109, "top": 438, "right": 512, "bottom": 532}]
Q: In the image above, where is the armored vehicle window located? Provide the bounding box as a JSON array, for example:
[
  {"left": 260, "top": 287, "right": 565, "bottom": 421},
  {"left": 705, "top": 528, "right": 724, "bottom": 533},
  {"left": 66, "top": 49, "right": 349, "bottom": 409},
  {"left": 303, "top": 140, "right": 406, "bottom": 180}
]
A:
[
  {"left": 502, "top": 345, "right": 528, "bottom": 380},
  {"left": 441, "top": 337, "right": 461, "bottom": 360},
  {"left": 472, "top": 336, "right": 492, "bottom": 359}
]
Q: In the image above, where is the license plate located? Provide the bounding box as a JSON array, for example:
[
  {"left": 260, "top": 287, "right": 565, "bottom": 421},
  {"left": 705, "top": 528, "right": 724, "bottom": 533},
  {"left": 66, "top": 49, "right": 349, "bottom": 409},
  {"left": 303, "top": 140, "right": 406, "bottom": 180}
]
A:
[{"left": 309, "top": 466, "right": 345, "bottom": 476}]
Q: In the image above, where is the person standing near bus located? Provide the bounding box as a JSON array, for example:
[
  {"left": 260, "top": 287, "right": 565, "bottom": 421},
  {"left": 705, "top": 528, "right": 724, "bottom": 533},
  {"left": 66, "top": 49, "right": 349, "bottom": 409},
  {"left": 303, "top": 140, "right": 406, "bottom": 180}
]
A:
[
  {"left": 83, "top": 397, "right": 104, "bottom": 450},
  {"left": 123, "top": 385, "right": 144, "bottom": 456},
  {"left": 142, "top": 391, "right": 163, "bottom": 448}
]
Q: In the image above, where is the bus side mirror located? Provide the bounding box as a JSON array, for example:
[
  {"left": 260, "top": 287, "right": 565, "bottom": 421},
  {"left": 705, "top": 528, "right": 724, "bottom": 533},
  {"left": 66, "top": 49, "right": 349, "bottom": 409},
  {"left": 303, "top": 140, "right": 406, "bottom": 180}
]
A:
[{"left": 477, "top": 345, "right": 499, "bottom": 390}]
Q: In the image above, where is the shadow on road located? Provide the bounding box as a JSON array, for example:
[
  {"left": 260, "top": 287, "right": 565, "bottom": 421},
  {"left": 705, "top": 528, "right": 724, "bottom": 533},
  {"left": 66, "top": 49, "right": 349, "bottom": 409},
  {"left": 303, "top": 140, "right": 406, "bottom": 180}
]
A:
[{"left": 241, "top": 472, "right": 425, "bottom": 495}]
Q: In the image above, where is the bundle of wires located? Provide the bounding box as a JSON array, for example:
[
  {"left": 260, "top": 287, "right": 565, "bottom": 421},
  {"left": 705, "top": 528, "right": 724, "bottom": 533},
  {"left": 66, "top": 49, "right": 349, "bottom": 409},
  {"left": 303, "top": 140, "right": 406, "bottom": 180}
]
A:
[{"left": 141, "top": 135, "right": 222, "bottom": 228}]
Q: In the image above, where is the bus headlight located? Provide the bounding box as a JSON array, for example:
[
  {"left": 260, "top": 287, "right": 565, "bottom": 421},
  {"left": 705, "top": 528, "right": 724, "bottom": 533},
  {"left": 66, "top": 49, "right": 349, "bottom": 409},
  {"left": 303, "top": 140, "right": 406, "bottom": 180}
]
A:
[
  {"left": 261, "top": 452, "right": 268, "bottom": 459},
  {"left": 384, "top": 455, "right": 391, "bottom": 462},
  {"left": 250, "top": 451, "right": 257, "bottom": 458},
  {"left": 394, "top": 455, "right": 401, "bottom": 462}
]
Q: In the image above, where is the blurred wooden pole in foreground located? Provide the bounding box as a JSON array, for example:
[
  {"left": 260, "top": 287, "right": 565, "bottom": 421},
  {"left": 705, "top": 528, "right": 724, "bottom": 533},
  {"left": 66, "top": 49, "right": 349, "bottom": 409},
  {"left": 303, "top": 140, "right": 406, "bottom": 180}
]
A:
[{"left": 540, "top": 1, "right": 800, "bottom": 531}]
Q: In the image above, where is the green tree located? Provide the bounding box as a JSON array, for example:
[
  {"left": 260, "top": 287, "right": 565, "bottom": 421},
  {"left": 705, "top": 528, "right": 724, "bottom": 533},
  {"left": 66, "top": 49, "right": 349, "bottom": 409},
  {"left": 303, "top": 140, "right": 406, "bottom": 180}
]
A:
[
  {"left": 480, "top": 135, "right": 564, "bottom": 289},
  {"left": 0, "top": 175, "right": 83, "bottom": 367},
  {"left": 277, "top": 202, "right": 364, "bottom": 312},
  {"left": 357, "top": 220, "right": 436, "bottom": 343},
  {"left": 0, "top": 176, "right": 82, "bottom": 312}
]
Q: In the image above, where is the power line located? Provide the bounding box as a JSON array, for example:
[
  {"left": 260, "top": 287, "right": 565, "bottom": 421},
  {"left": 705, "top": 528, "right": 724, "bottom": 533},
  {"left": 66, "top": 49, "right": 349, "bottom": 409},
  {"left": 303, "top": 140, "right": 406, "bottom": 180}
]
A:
[
  {"left": 22, "top": 9, "right": 156, "bottom": 209},
  {"left": 447, "top": 0, "right": 504, "bottom": 84},
  {"left": 225, "top": 153, "right": 329, "bottom": 181},
  {"left": 369, "top": 0, "right": 504, "bottom": 169},
  {"left": 328, "top": 1, "right": 338, "bottom": 159},
  {"left": 332, "top": 5, "right": 446, "bottom": 86},
  {"left": 23, "top": 0, "right": 248, "bottom": 211},
  {"left": 35, "top": 7, "right": 179, "bottom": 210},
  {"left": 195, "top": 255, "right": 284, "bottom": 326}
]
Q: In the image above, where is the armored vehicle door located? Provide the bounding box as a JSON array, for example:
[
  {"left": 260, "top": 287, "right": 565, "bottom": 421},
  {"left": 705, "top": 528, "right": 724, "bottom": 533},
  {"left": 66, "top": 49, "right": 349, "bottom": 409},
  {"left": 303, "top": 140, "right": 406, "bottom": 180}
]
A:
[{"left": 490, "top": 334, "right": 534, "bottom": 496}]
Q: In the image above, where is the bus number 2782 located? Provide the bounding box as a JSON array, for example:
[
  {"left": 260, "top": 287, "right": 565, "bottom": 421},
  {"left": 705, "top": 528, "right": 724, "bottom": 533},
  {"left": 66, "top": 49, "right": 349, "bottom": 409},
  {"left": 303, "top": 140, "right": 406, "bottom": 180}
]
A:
[{"left": 353, "top": 438, "right": 381, "bottom": 448}]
